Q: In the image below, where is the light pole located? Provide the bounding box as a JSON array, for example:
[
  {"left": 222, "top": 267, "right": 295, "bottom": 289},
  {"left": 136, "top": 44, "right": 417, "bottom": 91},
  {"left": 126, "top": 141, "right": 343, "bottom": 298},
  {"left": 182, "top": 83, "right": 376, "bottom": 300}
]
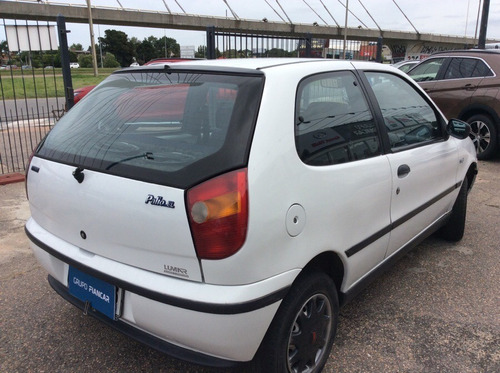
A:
[
  {"left": 98, "top": 24, "right": 103, "bottom": 68},
  {"left": 343, "top": 0, "right": 349, "bottom": 59},
  {"left": 86, "top": 0, "right": 98, "bottom": 76},
  {"left": 478, "top": 0, "right": 490, "bottom": 48}
]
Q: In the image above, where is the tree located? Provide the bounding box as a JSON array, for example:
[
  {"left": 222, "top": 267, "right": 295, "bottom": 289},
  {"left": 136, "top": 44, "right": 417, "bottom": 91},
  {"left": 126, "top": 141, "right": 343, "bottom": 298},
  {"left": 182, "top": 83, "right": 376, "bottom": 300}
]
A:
[
  {"left": 42, "top": 52, "right": 59, "bottom": 68},
  {"left": 103, "top": 53, "right": 120, "bottom": 68},
  {"left": 266, "top": 48, "right": 295, "bottom": 57},
  {"left": 70, "top": 43, "right": 83, "bottom": 51},
  {"left": 69, "top": 50, "right": 78, "bottom": 63},
  {"left": 129, "top": 37, "right": 141, "bottom": 59},
  {"left": 136, "top": 36, "right": 157, "bottom": 64},
  {"left": 239, "top": 49, "right": 253, "bottom": 58},
  {"left": 221, "top": 49, "right": 234, "bottom": 58},
  {"left": 196, "top": 45, "right": 222, "bottom": 59},
  {"left": 219, "top": 49, "right": 253, "bottom": 59},
  {"left": 78, "top": 54, "right": 93, "bottom": 68},
  {"left": 195, "top": 46, "right": 206, "bottom": 58},
  {"left": 135, "top": 36, "right": 181, "bottom": 63},
  {"left": 99, "top": 29, "right": 133, "bottom": 67},
  {"left": 0, "top": 40, "right": 8, "bottom": 57},
  {"left": 156, "top": 36, "right": 180, "bottom": 58}
]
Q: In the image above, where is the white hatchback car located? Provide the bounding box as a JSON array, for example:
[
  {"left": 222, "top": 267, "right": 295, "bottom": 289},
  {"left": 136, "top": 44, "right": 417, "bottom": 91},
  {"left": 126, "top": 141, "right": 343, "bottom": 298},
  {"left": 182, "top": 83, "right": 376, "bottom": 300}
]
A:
[{"left": 26, "top": 59, "right": 477, "bottom": 372}]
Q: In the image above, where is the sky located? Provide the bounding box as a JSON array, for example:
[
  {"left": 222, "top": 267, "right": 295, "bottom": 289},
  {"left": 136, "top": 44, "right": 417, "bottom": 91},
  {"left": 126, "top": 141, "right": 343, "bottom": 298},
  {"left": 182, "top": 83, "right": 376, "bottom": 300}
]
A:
[{"left": 2, "top": 0, "right": 500, "bottom": 49}]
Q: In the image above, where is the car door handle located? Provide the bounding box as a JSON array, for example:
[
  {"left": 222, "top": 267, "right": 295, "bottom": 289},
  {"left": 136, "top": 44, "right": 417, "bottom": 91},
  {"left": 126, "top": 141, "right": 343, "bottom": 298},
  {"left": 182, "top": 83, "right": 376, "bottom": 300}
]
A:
[
  {"left": 464, "top": 84, "right": 476, "bottom": 91},
  {"left": 397, "top": 164, "right": 411, "bottom": 178}
]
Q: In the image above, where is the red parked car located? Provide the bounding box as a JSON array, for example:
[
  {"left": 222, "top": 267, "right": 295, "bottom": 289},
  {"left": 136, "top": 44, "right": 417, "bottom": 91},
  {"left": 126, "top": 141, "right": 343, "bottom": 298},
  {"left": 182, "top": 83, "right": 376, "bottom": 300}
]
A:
[
  {"left": 73, "top": 85, "right": 96, "bottom": 104},
  {"left": 73, "top": 59, "right": 199, "bottom": 104}
]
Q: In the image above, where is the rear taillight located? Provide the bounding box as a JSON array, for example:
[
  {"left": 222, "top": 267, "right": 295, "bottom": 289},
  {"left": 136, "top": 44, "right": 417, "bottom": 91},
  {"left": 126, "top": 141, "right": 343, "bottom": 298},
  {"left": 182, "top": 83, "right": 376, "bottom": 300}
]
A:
[{"left": 187, "top": 169, "right": 248, "bottom": 260}]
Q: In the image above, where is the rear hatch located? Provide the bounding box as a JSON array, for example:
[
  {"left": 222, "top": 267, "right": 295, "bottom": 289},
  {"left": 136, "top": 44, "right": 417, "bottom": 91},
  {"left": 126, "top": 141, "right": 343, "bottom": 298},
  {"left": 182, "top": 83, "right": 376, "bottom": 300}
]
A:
[{"left": 28, "top": 66, "right": 264, "bottom": 281}]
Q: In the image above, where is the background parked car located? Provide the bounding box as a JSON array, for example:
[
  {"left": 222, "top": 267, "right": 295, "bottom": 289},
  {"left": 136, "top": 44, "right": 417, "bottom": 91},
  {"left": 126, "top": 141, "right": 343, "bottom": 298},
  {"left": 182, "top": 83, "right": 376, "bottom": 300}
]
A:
[
  {"left": 392, "top": 60, "right": 420, "bottom": 73},
  {"left": 73, "top": 85, "right": 96, "bottom": 104},
  {"left": 408, "top": 49, "right": 500, "bottom": 159},
  {"left": 70, "top": 62, "right": 80, "bottom": 69},
  {"left": 72, "top": 58, "right": 196, "bottom": 104}
]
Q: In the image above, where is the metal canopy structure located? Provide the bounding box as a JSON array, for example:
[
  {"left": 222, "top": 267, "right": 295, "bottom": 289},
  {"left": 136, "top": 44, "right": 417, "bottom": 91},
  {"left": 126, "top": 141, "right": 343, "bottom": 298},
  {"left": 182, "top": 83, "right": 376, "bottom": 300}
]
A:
[{"left": 0, "top": 0, "right": 480, "bottom": 46}]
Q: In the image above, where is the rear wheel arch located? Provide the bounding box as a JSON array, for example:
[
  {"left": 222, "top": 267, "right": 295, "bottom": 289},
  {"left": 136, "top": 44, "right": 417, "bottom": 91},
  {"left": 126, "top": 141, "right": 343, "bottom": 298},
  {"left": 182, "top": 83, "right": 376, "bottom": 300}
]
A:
[
  {"left": 254, "top": 255, "right": 342, "bottom": 372},
  {"left": 459, "top": 104, "right": 500, "bottom": 125},
  {"left": 298, "top": 251, "right": 345, "bottom": 298},
  {"left": 252, "top": 252, "right": 345, "bottom": 368}
]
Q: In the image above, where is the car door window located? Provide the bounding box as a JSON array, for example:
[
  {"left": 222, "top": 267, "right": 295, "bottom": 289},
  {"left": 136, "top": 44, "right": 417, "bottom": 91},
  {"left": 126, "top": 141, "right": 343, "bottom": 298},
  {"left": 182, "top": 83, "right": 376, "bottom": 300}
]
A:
[
  {"left": 366, "top": 72, "right": 443, "bottom": 150},
  {"left": 444, "top": 58, "right": 478, "bottom": 79},
  {"left": 407, "top": 58, "right": 445, "bottom": 82},
  {"left": 295, "top": 71, "right": 381, "bottom": 166}
]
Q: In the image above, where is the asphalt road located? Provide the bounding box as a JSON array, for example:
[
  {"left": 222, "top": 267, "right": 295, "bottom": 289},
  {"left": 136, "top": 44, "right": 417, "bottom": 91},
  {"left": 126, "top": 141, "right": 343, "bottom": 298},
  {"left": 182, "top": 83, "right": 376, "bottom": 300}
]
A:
[
  {"left": 1, "top": 159, "right": 499, "bottom": 372},
  {"left": 0, "top": 97, "right": 65, "bottom": 125}
]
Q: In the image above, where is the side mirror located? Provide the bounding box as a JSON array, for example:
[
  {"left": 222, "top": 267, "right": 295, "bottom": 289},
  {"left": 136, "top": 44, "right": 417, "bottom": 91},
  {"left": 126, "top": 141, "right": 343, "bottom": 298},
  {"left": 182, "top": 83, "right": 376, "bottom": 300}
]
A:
[{"left": 447, "top": 119, "right": 471, "bottom": 140}]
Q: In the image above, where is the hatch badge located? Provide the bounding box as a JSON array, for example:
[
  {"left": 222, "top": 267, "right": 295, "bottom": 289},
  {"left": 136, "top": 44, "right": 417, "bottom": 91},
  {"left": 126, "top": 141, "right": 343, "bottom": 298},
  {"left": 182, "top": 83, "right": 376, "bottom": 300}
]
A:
[{"left": 145, "top": 194, "right": 175, "bottom": 209}]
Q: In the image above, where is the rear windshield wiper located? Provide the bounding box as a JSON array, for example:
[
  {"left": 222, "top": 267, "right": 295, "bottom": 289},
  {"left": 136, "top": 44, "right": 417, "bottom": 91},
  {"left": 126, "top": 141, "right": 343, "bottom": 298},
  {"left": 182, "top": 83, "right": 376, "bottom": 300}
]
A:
[{"left": 106, "top": 152, "right": 154, "bottom": 170}]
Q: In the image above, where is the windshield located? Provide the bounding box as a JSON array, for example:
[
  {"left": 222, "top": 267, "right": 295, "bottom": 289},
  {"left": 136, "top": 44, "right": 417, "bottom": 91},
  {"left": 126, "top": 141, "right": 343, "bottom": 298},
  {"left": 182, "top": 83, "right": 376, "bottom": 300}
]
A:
[{"left": 36, "top": 69, "right": 264, "bottom": 188}]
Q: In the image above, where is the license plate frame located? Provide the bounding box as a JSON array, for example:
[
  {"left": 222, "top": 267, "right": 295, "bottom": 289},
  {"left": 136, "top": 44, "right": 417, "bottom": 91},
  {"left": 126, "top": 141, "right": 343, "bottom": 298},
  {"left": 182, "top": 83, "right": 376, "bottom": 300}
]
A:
[{"left": 68, "top": 267, "right": 116, "bottom": 320}]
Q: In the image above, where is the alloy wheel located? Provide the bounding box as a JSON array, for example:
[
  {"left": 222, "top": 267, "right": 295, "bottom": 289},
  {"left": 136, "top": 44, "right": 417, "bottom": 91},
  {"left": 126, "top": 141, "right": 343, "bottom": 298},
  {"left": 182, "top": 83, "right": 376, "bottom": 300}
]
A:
[
  {"left": 287, "top": 294, "right": 333, "bottom": 373},
  {"left": 469, "top": 119, "right": 491, "bottom": 156}
]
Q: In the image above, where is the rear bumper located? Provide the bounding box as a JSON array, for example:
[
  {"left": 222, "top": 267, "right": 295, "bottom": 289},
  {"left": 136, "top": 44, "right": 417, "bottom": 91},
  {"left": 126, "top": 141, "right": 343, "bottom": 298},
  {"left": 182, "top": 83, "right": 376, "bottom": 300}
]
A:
[
  {"left": 26, "top": 218, "right": 295, "bottom": 363},
  {"left": 47, "top": 275, "right": 237, "bottom": 368}
]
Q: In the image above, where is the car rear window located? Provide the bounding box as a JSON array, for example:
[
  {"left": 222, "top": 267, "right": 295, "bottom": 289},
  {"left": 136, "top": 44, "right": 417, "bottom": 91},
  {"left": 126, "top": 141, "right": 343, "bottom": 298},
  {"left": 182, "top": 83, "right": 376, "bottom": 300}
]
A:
[{"left": 36, "top": 69, "right": 264, "bottom": 188}]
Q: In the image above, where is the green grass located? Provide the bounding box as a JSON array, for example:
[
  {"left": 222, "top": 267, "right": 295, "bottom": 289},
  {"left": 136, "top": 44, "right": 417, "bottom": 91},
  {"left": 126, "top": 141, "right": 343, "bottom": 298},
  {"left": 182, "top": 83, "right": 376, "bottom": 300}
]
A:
[{"left": 0, "top": 68, "right": 116, "bottom": 100}]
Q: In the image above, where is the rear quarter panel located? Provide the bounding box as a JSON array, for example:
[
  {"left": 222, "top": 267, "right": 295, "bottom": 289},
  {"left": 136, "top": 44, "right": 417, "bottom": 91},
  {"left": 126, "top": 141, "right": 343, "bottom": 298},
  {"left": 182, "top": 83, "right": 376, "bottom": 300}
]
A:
[{"left": 201, "top": 62, "right": 393, "bottom": 289}]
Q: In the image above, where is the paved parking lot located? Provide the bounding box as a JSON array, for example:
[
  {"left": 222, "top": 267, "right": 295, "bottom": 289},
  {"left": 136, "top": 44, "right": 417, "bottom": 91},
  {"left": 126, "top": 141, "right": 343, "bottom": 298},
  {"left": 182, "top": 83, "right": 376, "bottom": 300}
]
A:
[{"left": 1, "top": 159, "right": 499, "bottom": 372}]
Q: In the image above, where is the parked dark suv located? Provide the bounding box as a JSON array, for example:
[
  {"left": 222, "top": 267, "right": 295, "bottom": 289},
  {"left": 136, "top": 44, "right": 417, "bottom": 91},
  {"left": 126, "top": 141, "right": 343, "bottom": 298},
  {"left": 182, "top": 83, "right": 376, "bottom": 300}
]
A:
[{"left": 408, "top": 49, "right": 500, "bottom": 159}]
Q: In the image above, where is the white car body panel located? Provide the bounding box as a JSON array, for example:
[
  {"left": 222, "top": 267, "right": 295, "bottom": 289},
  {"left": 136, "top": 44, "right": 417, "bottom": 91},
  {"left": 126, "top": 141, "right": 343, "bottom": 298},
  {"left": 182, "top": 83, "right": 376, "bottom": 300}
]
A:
[
  {"left": 27, "top": 159, "right": 202, "bottom": 281},
  {"left": 386, "top": 139, "right": 459, "bottom": 256},
  {"left": 202, "top": 61, "right": 393, "bottom": 289},
  {"left": 120, "top": 292, "right": 279, "bottom": 361},
  {"left": 27, "top": 217, "right": 298, "bottom": 361}
]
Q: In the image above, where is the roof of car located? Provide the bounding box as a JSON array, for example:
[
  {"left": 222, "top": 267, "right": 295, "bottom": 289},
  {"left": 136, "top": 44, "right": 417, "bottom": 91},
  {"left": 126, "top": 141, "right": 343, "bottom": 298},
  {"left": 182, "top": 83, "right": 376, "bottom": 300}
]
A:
[
  {"left": 431, "top": 49, "right": 500, "bottom": 56},
  {"left": 119, "top": 58, "right": 396, "bottom": 75}
]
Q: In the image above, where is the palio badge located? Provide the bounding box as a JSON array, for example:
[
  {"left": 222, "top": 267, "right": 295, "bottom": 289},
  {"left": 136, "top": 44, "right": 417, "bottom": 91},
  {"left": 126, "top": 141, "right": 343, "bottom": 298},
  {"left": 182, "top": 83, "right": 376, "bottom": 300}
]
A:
[{"left": 145, "top": 194, "right": 175, "bottom": 208}]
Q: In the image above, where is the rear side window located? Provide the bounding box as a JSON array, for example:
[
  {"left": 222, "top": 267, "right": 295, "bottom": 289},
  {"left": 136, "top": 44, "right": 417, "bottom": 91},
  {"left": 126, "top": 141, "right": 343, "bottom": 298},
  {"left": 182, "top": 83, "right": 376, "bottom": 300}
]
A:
[
  {"left": 36, "top": 70, "right": 264, "bottom": 188},
  {"left": 444, "top": 57, "right": 494, "bottom": 79},
  {"left": 295, "top": 71, "right": 381, "bottom": 166},
  {"left": 366, "top": 72, "right": 443, "bottom": 150}
]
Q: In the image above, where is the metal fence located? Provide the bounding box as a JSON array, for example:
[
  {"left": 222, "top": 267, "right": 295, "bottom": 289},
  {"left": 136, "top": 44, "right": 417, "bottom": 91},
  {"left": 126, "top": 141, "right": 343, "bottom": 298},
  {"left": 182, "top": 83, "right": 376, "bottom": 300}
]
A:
[
  {"left": 208, "top": 28, "right": 383, "bottom": 61},
  {"left": 1, "top": 19, "right": 65, "bottom": 175}
]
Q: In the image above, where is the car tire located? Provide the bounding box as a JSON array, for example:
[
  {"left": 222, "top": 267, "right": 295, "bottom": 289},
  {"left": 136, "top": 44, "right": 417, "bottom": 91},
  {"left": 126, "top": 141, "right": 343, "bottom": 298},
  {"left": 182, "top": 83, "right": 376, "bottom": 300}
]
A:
[
  {"left": 255, "top": 272, "right": 338, "bottom": 373},
  {"left": 467, "top": 114, "right": 498, "bottom": 160},
  {"left": 440, "top": 177, "right": 468, "bottom": 242}
]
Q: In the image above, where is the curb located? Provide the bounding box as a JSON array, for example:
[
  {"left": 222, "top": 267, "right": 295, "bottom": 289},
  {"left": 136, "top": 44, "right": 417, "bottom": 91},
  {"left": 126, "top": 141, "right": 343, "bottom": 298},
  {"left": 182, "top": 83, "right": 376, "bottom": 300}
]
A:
[{"left": 0, "top": 173, "right": 26, "bottom": 185}]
